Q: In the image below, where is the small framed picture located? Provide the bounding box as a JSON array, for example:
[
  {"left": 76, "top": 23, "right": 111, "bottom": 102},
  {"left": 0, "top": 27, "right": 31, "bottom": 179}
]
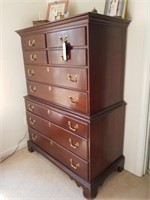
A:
[
  {"left": 46, "top": 0, "right": 69, "bottom": 22},
  {"left": 104, "top": 0, "right": 127, "bottom": 19}
]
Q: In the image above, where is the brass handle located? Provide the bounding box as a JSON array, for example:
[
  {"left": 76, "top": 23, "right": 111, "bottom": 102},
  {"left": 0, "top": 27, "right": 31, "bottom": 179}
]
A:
[
  {"left": 29, "top": 117, "right": 36, "bottom": 125},
  {"left": 68, "top": 121, "right": 78, "bottom": 132},
  {"left": 69, "top": 138, "right": 79, "bottom": 149},
  {"left": 27, "top": 69, "right": 35, "bottom": 76},
  {"left": 64, "top": 35, "right": 68, "bottom": 42},
  {"left": 28, "top": 104, "right": 35, "bottom": 112},
  {"left": 31, "top": 133, "right": 37, "bottom": 141},
  {"left": 68, "top": 74, "right": 78, "bottom": 82},
  {"left": 70, "top": 159, "right": 80, "bottom": 170},
  {"left": 29, "top": 85, "right": 36, "bottom": 93},
  {"left": 59, "top": 35, "right": 68, "bottom": 43},
  {"left": 30, "top": 54, "right": 37, "bottom": 61},
  {"left": 28, "top": 40, "right": 35, "bottom": 47},
  {"left": 69, "top": 96, "right": 79, "bottom": 104}
]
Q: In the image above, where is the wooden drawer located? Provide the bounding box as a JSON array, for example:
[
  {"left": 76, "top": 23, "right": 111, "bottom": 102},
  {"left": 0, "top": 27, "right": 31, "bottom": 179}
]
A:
[
  {"left": 27, "top": 81, "right": 87, "bottom": 114},
  {"left": 25, "top": 66, "right": 87, "bottom": 91},
  {"left": 48, "top": 49, "right": 86, "bottom": 66},
  {"left": 27, "top": 112, "right": 88, "bottom": 160},
  {"left": 25, "top": 99, "right": 88, "bottom": 138},
  {"left": 23, "top": 51, "right": 47, "bottom": 65},
  {"left": 29, "top": 127, "right": 88, "bottom": 180},
  {"left": 46, "top": 27, "right": 86, "bottom": 48},
  {"left": 22, "top": 34, "right": 46, "bottom": 49}
]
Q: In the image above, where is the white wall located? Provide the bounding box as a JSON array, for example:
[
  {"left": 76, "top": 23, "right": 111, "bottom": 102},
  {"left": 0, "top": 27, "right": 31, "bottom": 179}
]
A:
[
  {"left": 0, "top": 0, "right": 47, "bottom": 159},
  {"left": 1, "top": 0, "right": 149, "bottom": 177},
  {"left": 124, "top": 0, "right": 149, "bottom": 176}
]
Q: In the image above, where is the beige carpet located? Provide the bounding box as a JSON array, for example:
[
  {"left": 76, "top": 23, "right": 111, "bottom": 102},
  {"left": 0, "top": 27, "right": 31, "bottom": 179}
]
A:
[{"left": 0, "top": 148, "right": 149, "bottom": 200}]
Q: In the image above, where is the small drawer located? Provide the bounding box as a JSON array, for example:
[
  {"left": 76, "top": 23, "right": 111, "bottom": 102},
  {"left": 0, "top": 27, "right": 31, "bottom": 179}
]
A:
[
  {"left": 46, "top": 27, "right": 86, "bottom": 48},
  {"left": 27, "top": 113, "right": 88, "bottom": 160},
  {"left": 27, "top": 81, "right": 87, "bottom": 114},
  {"left": 25, "top": 66, "right": 87, "bottom": 91},
  {"left": 29, "top": 127, "right": 88, "bottom": 180},
  {"left": 48, "top": 49, "right": 87, "bottom": 66},
  {"left": 23, "top": 51, "right": 47, "bottom": 65},
  {"left": 22, "top": 34, "right": 46, "bottom": 49},
  {"left": 25, "top": 99, "right": 88, "bottom": 138}
]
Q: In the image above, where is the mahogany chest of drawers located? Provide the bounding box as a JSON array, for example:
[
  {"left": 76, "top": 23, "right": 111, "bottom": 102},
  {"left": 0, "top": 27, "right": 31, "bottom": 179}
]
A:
[{"left": 16, "top": 12, "right": 130, "bottom": 198}]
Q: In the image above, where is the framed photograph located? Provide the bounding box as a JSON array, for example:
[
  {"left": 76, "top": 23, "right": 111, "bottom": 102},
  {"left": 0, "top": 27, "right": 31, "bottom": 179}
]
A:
[
  {"left": 104, "top": 0, "right": 127, "bottom": 19},
  {"left": 46, "top": 0, "right": 69, "bottom": 22}
]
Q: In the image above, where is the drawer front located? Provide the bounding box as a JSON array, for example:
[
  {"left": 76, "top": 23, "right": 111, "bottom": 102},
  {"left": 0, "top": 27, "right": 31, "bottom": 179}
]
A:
[
  {"left": 48, "top": 49, "right": 86, "bottom": 66},
  {"left": 25, "top": 99, "right": 88, "bottom": 138},
  {"left": 27, "top": 112, "right": 88, "bottom": 160},
  {"left": 46, "top": 27, "right": 86, "bottom": 48},
  {"left": 27, "top": 81, "right": 87, "bottom": 114},
  {"left": 23, "top": 51, "right": 47, "bottom": 65},
  {"left": 29, "top": 128, "right": 88, "bottom": 180},
  {"left": 22, "top": 34, "right": 46, "bottom": 49},
  {"left": 25, "top": 66, "right": 87, "bottom": 91}
]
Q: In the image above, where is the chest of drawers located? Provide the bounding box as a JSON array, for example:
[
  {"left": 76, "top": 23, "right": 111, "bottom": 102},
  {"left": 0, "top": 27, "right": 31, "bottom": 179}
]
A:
[{"left": 16, "top": 12, "right": 130, "bottom": 199}]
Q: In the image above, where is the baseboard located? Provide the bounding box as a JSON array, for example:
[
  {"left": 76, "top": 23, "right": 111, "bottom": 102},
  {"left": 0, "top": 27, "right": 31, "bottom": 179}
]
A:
[{"left": 0, "top": 141, "right": 27, "bottom": 162}]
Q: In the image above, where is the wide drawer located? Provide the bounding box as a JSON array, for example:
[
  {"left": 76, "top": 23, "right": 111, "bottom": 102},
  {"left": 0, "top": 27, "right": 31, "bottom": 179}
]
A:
[
  {"left": 25, "top": 99, "right": 88, "bottom": 138},
  {"left": 29, "top": 127, "right": 88, "bottom": 180},
  {"left": 25, "top": 66, "right": 87, "bottom": 91},
  {"left": 21, "top": 34, "right": 46, "bottom": 49},
  {"left": 27, "top": 112, "right": 88, "bottom": 160},
  {"left": 48, "top": 49, "right": 87, "bottom": 66},
  {"left": 23, "top": 51, "right": 47, "bottom": 65},
  {"left": 46, "top": 27, "right": 87, "bottom": 48},
  {"left": 27, "top": 81, "right": 87, "bottom": 114}
]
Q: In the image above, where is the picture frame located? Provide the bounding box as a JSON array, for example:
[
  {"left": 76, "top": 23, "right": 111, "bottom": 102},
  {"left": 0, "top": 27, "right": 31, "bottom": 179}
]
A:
[
  {"left": 104, "top": 0, "right": 127, "bottom": 19},
  {"left": 46, "top": 0, "right": 69, "bottom": 22}
]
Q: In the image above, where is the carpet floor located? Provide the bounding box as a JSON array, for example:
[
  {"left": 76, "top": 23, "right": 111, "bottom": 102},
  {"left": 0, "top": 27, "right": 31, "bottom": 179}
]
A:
[{"left": 0, "top": 148, "right": 149, "bottom": 200}]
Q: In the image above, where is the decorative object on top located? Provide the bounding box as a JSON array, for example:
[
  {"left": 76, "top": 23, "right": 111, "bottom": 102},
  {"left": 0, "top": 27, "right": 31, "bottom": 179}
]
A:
[
  {"left": 46, "top": 0, "right": 69, "bottom": 22},
  {"left": 91, "top": 8, "right": 98, "bottom": 13},
  {"left": 104, "top": 0, "right": 127, "bottom": 19},
  {"left": 32, "top": 20, "right": 49, "bottom": 26}
]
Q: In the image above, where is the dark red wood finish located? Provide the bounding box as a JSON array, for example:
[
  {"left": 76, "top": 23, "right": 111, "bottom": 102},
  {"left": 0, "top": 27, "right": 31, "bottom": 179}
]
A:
[
  {"left": 27, "top": 80, "right": 87, "bottom": 113},
  {"left": 27, "top": 112, "right": 88, "bottom": 160},
  {"left": 25, "top": 65, "right": 87, "bottom": 91},
  {"left": 25, "top": 98, "right": 88, "bottom": 138},
  {"left": 46, "top": 26, "right": 87, "bottom": 47},
  {"left": 29, "top": 127, "right": 88, "bottom": 180},
  {"left": 16, "top": 12, "right": 130, "bottom": 199}
]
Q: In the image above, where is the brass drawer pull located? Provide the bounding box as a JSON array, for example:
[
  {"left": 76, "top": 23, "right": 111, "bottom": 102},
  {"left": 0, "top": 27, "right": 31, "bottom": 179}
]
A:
[
  {"left": 31, "top": 133, "right": 37, "bottom": 141},
  {"left": 64, "top": 35, "right": 68, "bottom": 43},
  {"left": 59, "top": 35, "right": 68, "bottom": 43},
  {"left": 69, "top": 138, "right": 79, "bottom": 149},
  {"left": 28, "top": 39, "right": 35, "bottom": 47},
  {"left": 28, "top": 104, "right": 35, "bottom": 112},
  {"left": 29, "top": 117, "right": 36, "bottom": 125},
  {"left": 68, "top": 121, "right": 78, "bottom": 132},
  {"left": 68, "top": 74, "right": 78, "bottom": 82},
  {"left": 29, "top": 85, "right": 36, "bottom": 93},
  {"left": 28, "top": 69, "right": 35, "bottom": 76},
  {"left": 30, "top": 54, "right": 37, "bottom": 61},
  {"left": 69, "top": 96, "right": 79, "bottom": 104},
  {"left": 70, "top": 159, "right": 80, "bottom": 170}
]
